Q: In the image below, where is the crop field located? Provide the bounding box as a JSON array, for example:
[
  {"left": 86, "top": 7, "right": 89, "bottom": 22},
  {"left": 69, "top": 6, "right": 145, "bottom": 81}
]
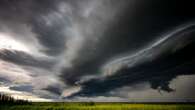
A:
[{"left": 0, "top": 103, "right": 195, "bottom": 110}]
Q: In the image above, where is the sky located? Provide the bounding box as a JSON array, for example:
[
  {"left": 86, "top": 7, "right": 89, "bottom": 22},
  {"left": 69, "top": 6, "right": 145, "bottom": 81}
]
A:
[{"left": 0, "top": 0, "right": 195, "bottom": 102}]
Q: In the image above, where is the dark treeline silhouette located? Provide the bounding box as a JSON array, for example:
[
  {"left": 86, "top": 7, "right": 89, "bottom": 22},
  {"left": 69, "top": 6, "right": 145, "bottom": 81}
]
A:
[{"left": 0, "top": 94, "right": 31, "bottom": 105}]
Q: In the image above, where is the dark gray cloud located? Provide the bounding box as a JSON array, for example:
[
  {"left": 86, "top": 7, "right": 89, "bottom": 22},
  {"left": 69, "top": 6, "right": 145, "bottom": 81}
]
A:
[
  {"left": 67, "top": 24, "right": 195, "bottom": 97},
  {"left": 10, "top": 85, "right": 33, "bottom": 93},
  {"left": 0, "top": 0, "right": 67, "bottom": 56},
  {"left": 0, "top": 49, "right": 54, "bottom": 69},
  {"left": 0, "top": 0, "right": 195, "bottom": 101},
  {"left": 43, "top": 85, "right": 63, "bottom": 96},
  {"left": 60, "top": 0, "right": 195, "bottom": 86}
]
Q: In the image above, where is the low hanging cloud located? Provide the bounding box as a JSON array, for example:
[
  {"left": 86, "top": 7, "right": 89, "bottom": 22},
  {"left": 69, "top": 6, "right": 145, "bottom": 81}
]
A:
[
  {"left": 0, "top": 0, "right": 195, "bottom": 102},
  {"left": 0, "top": 49, "right": 55, "bottom": 69}
]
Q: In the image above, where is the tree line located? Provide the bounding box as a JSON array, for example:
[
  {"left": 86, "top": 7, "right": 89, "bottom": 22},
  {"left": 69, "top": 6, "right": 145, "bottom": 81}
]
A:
[{"left": 0, "top": 94, "right": 31, "bottom": 105}]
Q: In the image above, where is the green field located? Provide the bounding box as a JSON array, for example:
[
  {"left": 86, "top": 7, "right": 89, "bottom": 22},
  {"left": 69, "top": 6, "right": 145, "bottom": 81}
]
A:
[{"left": 0, "top": 103, "right": 195, "bottom": 110}]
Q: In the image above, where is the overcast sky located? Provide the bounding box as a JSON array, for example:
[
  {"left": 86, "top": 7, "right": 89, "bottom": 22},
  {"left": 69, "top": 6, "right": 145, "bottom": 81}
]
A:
[{"left": 0, "top": 0, "right": 195, "bottom": 102}]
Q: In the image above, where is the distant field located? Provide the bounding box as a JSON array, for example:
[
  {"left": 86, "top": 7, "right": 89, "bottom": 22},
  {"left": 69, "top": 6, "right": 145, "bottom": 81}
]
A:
[{"left": 1, "top": 103, "right": 195, "bottom": 110}]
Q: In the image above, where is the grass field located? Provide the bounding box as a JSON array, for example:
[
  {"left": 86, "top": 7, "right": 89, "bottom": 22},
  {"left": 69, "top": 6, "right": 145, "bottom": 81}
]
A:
[{"left": 0, "top": 103, "right": 195, "bottom": 110}]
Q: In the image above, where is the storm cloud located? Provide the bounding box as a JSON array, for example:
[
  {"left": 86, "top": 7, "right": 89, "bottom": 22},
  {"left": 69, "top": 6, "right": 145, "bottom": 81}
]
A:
[{"left": 0, "top": 0, "right": 195, "bottom": 102}]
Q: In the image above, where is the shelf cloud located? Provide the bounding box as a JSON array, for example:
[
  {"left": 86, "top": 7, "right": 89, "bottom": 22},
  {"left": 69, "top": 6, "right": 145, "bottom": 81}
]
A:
[{"left": 0, "top": 0, "right": 195, "bottom": 102}]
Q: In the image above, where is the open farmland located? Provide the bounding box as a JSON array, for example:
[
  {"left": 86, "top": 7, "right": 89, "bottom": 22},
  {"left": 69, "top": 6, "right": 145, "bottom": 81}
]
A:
[{"left": 0, "top": 103, "right": 195, "bottom": 110}]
